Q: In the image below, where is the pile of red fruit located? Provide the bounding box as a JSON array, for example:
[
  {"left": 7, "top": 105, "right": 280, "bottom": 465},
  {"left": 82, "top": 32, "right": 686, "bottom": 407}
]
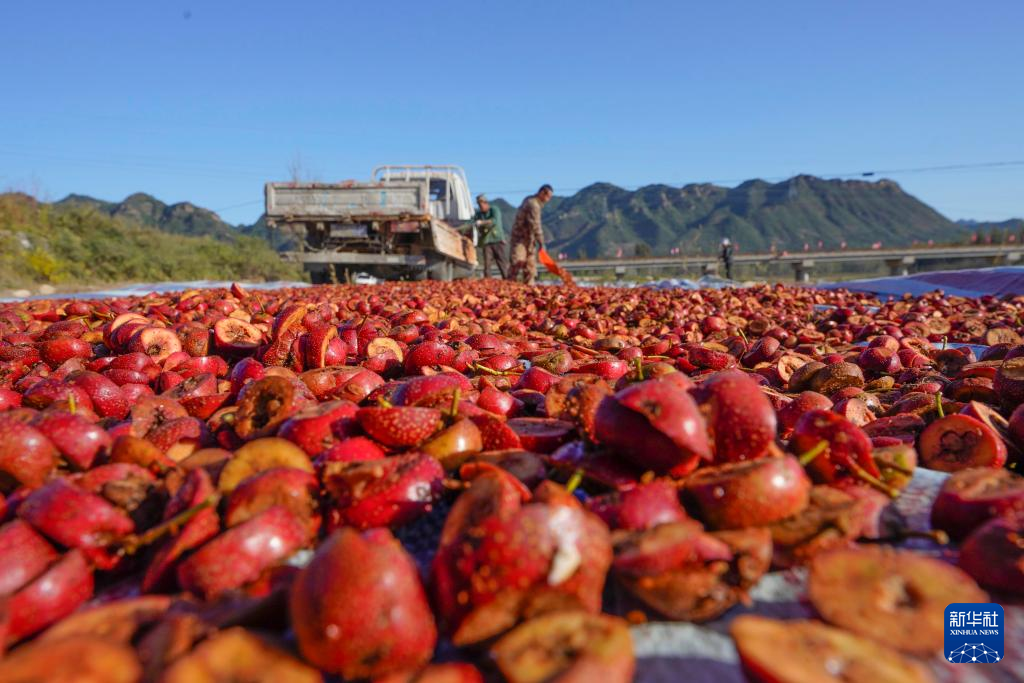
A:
[{"left": 0, "top": 280, "right": 1021, "bottom": 682}]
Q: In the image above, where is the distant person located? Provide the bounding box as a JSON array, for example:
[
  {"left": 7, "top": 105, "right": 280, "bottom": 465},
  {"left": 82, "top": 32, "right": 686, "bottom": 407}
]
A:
[
  {"left": 508, "top": 184, "right": 554, "bottom": 285},
  {"left": 720, "top": 238, "right": 734, "bottom": 279},
  {"left": 471, "top": 194, "right": 507, "bottom": 278}
]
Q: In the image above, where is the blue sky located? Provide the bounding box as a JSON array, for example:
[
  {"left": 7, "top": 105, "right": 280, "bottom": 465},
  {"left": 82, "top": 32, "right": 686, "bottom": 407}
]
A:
[{"left": 1, "top": 1, "right": 1022, "bottom": 225}]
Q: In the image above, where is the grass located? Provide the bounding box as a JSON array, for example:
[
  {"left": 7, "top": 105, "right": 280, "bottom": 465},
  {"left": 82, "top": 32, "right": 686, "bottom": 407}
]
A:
[{"left": 0, "top": 194, "right": 303, "bottom": 289}]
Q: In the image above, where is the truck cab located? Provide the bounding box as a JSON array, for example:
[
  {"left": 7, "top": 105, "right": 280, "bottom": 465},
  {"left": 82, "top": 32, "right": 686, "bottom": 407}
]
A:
[{"left": 374, "top": 166, "right": 473, "bottom": 226}]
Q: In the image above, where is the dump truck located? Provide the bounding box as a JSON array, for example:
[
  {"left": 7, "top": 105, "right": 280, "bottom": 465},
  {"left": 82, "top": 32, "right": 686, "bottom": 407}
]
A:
[{"left": 265, "top": 165, "right": 478, "bottom": 283}]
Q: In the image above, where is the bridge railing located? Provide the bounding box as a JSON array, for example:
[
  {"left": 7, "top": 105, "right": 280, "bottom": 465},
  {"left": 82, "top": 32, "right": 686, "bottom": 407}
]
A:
[{"left": 554, "top": 244, "right": 1024, "bottom": 282}]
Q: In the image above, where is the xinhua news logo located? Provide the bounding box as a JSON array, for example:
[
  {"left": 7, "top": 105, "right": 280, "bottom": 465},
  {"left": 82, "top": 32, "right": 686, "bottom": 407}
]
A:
[{"left": 945, "top": 603, "right": 1004, "bottom": 664}]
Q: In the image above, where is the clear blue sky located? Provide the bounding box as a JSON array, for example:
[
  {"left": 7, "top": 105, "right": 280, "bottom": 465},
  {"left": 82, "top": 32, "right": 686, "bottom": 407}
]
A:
[{"left": 2, "top": 1, "right": 1022, "bottom": 225}]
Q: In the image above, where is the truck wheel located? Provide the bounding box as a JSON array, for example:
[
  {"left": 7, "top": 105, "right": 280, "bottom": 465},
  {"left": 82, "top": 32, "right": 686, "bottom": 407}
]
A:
[{"left": 427, "top": 262, "right": 453, "bottom": 282}]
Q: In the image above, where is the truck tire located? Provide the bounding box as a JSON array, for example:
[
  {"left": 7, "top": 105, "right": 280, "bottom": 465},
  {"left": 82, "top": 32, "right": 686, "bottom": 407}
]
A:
[{"left": 426, "top": 260, "right": 453, "bottom": 282}]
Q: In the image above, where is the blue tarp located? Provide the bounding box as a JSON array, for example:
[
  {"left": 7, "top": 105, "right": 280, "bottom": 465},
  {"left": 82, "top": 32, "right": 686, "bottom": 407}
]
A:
[{"left": 817, "top": 266, "right": 1024, "bottom": 299}]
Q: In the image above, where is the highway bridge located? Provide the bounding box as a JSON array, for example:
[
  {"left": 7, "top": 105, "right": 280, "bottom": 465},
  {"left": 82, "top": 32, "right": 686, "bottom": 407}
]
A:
[{"left": 557, "top": 244, "right": 1024, "bottom": 282}]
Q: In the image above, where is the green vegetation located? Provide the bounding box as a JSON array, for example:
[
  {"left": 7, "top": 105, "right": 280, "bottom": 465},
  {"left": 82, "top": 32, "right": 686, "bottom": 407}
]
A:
[{"left": 0, "top": 194, "right": 302, "bottom": 289}]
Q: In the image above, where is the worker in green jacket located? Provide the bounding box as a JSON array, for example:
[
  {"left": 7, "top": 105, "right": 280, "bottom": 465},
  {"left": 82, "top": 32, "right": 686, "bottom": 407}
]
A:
[{"left": 471, "top": 194, "right": 507, "bottom": 278}]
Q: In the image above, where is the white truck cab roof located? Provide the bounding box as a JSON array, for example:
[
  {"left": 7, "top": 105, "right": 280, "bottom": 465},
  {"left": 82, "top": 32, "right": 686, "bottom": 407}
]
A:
[{"left": 373, "top": 165, "right": 473, "bottom": 224}]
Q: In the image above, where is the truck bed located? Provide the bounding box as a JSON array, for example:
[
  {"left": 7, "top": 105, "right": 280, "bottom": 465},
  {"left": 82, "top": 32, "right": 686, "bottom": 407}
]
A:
[{"left": 265, "top": 182, "right": 428, "bottom": 221}]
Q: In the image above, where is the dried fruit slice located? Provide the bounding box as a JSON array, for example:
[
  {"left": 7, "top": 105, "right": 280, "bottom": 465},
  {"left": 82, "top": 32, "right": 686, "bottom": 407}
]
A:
[
  {"left": 161, "top": 627, "right": 321, "bottom": 683},
  {"left": 731, "top": 616, "right": 934, "bottom": 683},
  {"left": 491, "top": 612, "right": 635, "bottom": 683},
  {"left": 807, "top": 546, "right": 988, "bottom": 655}
]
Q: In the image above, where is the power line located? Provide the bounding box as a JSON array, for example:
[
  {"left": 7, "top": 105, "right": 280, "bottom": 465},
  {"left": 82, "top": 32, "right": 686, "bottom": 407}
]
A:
[{"left": 212, "top": 199, "right": 263, "bottom": 213}]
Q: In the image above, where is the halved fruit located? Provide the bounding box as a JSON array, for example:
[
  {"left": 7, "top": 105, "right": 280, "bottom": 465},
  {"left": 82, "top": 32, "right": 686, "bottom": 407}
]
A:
[
  {"left": 930, "top": 467, "right": 1024, "bottom": 540},
  {"left": 160, "top": 627, "right": 321, "bottom": 683},
  {"left": 768, "top": 486, "right": 868, "bottom": 569},
  {"left": 958, "top": 513, "right": 1024, "bottom": 594},
  {"left": 918, "top": 413, "right": 1007, "bottom": 472},
  {"left": 612, "top": 520, "right": 731, "bottom": 576},
  {"left": 682, "top": 455, "right": 810, "bottom": 530},
  {"left": 303, "top": 325, "right": 341, "bottom": 369},
  {"left": 233, "top": 376, "right": 299, "bottom": 440},
  {"left": 506, "top": 418, "right": 575, "bottom": 454},
  {"left": 420, "top": 418, "right": 483, "bottom": 469},
  {"left": 128, "top": 326, "right": 183, "bottom": 364},
  {"left": 216, "top": 437, "right": 313, "bottom": 494},
  {"left": 807, "top": 546, "right": 988, "bottom": 655},
  {"left": 731, "top": 615, "right": 934, "bottom": 683},
  {"left": 323, "top": 452, "right": 444, "bottom": 530},
  {"left": 617, "top": 527, "right": 771, "bottom": 622},
  {"left": 490, "top": 612, "right": 635, "bottom": 683},
  {"left": 367, "top": 336, "right": 404, "bottom": 362}
]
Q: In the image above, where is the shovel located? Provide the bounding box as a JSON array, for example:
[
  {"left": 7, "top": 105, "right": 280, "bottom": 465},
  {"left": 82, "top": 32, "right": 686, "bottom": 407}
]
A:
[{"left": 539, "top": 248, "right": 575, "bottom": 286}]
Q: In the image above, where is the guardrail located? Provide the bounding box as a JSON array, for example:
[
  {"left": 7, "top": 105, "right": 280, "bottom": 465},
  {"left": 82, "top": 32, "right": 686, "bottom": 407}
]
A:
[{"left": 557, "top": 245, "right": 1024, "bottom": 281}]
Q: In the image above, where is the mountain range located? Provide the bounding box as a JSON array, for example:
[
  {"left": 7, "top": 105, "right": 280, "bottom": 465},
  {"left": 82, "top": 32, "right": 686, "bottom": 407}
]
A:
[
  {"left": 493, "top": 176, "right": 995, "bottom": 257},
  {"left": 34, "top": 176, "right": 1024, "bottom": 259},
  {"left": 55, "top": 193, "right": 297, "bottom": 251}
]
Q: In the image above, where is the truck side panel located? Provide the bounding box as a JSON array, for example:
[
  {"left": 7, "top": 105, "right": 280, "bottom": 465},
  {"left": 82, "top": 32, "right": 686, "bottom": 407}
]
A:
[
  {"left": 431, "top": 221, "right": 478, "bottom": 266},
  {"left": 265, "top": 182, "right": 427, "bottom": 220}
]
